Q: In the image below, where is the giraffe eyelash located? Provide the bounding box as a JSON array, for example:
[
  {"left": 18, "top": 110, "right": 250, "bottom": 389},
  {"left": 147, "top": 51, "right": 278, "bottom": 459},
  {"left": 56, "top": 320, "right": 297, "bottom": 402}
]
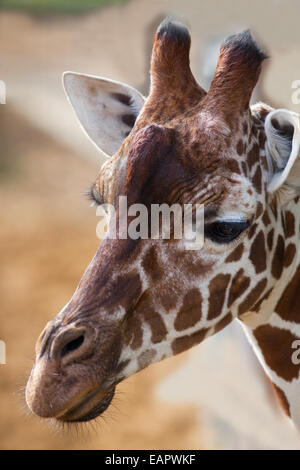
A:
[
  {"left": 84, "top": 186, "right": 101, "bottom": 207},
  {"left": 83, "top": 186, "right": 100, "bottom": 207}
]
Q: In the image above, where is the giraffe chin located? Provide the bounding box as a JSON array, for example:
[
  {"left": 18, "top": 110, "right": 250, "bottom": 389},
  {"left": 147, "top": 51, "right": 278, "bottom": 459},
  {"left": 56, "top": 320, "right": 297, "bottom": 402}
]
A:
[{"left": 56, "top": 386, "right": 115, "bottom": 423}]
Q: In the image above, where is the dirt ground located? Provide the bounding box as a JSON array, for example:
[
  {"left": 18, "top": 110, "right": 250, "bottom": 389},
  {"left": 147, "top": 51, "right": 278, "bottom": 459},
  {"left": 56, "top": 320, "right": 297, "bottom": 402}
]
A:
[{"left": 0, "top": 106, "right": 203, "bottom": 449}]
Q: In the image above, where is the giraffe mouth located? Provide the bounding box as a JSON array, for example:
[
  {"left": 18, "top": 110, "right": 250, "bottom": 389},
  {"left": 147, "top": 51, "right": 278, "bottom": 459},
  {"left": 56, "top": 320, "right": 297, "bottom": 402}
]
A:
[{"left": 56, "top": 386, "right": 115, "bottom": 423}]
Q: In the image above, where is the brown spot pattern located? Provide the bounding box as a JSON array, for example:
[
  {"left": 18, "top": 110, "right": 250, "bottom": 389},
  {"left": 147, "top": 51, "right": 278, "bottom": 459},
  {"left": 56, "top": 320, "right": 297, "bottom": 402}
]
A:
[
  {"left": 250, "top": 231, "right": 266, "bottom": 274},
  {"left": 174, "top": 289, "right": 202, "bottom": 331},
  {"left": 248, "top": 143, "right": 259, "bottom": 169},
  {"left": 225, "top": 244, "right": 244, "bottom": 263},
  {"left": 254, "top": 324, "right": 300, "bottom": 381},
  {"left": 252, "top": 165, "right": 262, "bottom": 193},
  {"left": 267, "top": 229, "right": 274, "bottom": 251},
  {"left": 248, "top": 223, "right": 258, "bottom": 240},
  {"left": 160, "top": 289, "right": 178, "bottom": 311},
  {"left": 284, "top": 211, "right": 295, "bottom": 238},
  {"left": 207, "top": 273, "right": 231, "bottom": 320},
  {"left": 172, "top": 328, "right": 208, "bottom": 355},
  {"left": 275, "top": 264, "right": 300, "bottom": 323},
  {"left": 252, "top": 287, "right": 273, "bottom": 312},
  {"left": 227, "top": 159, "right": 241, "bottom": 174},
  {"left": 255, "top": 201, "right": 264, "bottom": 219},
  {"left": 214, "top": 312, "right": 233, "bottom": 334},
  {"left": 284, "top": 243, "right": 296, "bottom": 268},
  {"left": 124, "top": 316, "right": 144, "bottom": 351},
  {"left": 143, "top": 307, "right": 167, "bottom": 343},
  {"left": 228, "top": 269, "right": 251, "bottom": 307},
  {"left": 142, "top": 246, "right": 163, "bottom": 281},
  {"left": 238, "top": 278, "right": 267, "bottom": 315},
  {"left": 271, "top": 235, "right": 285, "bottom": 279}
]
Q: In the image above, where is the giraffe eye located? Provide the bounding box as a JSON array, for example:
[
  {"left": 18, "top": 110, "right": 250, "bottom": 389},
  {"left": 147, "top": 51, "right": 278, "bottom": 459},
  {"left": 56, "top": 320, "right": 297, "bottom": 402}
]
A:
[{"left": 205, "top": 220, "right": 249, "bottom": 244}]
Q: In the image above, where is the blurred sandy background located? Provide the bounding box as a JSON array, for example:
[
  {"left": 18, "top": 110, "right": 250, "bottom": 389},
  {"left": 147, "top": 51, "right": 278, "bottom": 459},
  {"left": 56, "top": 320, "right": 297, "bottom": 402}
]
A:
[{"left": 0, "top": 0, "right": 300, "bottom": 450}]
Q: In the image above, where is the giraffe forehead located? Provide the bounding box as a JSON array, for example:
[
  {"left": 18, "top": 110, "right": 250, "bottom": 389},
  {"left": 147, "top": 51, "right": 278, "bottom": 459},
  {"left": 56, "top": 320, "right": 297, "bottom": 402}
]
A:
[{"left": 98, "top": 108, "right": 263, "bottom": 212}]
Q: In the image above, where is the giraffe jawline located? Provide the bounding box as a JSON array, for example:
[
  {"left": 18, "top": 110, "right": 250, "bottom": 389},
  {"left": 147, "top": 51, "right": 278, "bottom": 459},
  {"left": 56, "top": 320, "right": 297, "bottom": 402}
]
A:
[{"left": 57, "top": 386, "right": 115, "bottom": 423}]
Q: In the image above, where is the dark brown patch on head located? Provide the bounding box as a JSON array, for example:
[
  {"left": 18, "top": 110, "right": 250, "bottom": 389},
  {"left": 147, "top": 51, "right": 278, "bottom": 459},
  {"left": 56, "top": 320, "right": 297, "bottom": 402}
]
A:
[
  {"left": 228, "top": 269, "right": 251, "bottom": 307},
  {"left": 284, "top": 211, "right": 296, "bottom": 238},
  {"left": 125, "top": 124, "right": 173, "bottom": 204},
  {"left": 250, "top": 231, "right": 266, "bottom": 274},
  {"left": 172, "top": 328, "right": 208, "bottom": 355},
  {"left": 214, "top": 312, "right": 233, "bottom": 334},
  {"left": 142, "top": 246, "right": 163, "bottom": 281},
  {"left": 267, "top": 228, "right": 274, "bottom": 251},
  {"left": 238, "top": 278, "right": 267, "bottom": 315},
  {"left": 254, "top": 324, "right": 300, "bottom": 381},
  {"left": 207, "top": 273, "right": 231, "bottom": 320},
  {"left": 284, "top": 243, "right": 296, "bottom": 268},
  {"left": 272, "top": 383, "right": 291, "bottom": 417},
  {"left": 242, "top": 121, "right": 248, "bottom": 134},
  {"left": 174, "top": 289, "right": 202, "bottom": 331},
  {"left": 271, "top": 235, "right": 285, "bottom": 279},
  {"left": 225, "top": 244, "right": 244, "bottom": 263},
  {"left": 275, "top": 264, "right": 300, "bottom": 323}
]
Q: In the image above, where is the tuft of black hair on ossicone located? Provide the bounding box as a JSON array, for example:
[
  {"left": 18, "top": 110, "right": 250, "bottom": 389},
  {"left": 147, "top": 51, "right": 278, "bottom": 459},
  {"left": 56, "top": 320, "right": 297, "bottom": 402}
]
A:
[
  {"left": 221, "top": 29, "right": 268, "bottom": 64},
  {"left": 156, "top": 17, "right": 191, "bottom": 44}
]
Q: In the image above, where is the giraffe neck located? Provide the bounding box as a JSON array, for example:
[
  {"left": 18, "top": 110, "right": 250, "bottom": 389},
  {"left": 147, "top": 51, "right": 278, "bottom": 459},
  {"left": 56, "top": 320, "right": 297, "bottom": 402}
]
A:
[{"left": 240, "top": 196, "right": 300, "bottom": 425}]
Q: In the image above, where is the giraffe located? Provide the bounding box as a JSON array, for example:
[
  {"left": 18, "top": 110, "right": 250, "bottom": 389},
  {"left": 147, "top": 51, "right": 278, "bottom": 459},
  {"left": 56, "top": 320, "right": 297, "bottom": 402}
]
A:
[{"left": 26, "top": 19, "right": 300, "bottom": 428}]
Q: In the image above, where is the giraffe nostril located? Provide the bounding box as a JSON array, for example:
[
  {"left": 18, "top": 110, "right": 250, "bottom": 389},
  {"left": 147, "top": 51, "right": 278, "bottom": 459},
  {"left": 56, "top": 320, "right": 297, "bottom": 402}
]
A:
[
  {"left": 49, "top": 325, "right": 96, "bottom": 361},
  {"left": 60, "top": 334, "right": 85, "bottom": 359}
]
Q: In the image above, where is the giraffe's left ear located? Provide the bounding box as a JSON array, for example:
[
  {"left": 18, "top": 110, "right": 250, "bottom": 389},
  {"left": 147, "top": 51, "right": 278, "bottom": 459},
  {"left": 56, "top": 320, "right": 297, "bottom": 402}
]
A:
[{"left": 265, "top": 109, "right": 300, "bottom": 206}]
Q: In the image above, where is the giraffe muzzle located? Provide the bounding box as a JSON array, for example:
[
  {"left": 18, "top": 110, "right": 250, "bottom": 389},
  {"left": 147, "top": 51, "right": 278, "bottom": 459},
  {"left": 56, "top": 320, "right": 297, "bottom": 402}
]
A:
[{"left": 56, "top": 385, "right": 115, "bottom": 423}]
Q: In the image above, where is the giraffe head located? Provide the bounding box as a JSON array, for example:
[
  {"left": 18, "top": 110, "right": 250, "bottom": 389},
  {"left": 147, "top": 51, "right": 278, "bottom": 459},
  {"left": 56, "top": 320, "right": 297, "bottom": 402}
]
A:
[{"left": 26, "top": 20, "right": 300, "bottom": 423}]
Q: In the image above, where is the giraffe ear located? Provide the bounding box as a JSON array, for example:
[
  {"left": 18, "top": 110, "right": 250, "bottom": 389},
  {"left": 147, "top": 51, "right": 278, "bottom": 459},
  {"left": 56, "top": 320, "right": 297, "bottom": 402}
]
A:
[
  {"left": 63, "top": 72, "right": 145, "bottom": 157},
  {"left": 266, "top": 109, "right": 300, "bottom": 206}
]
